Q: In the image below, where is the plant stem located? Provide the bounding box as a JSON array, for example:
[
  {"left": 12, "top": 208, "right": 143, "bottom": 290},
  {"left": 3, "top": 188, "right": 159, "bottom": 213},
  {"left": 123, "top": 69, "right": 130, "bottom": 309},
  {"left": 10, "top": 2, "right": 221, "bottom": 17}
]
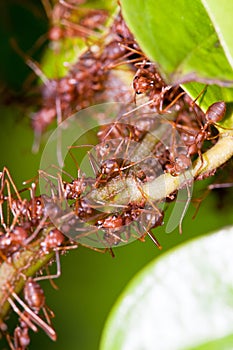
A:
[
  {"left": 90, "top": 130, "right": 233, "bottom": 205},
  {"left": 0, "top": 232, "right": 54, "bottom": 322},
  {"left": 1, "top": 128, "right": 232, "bottom": 328}
]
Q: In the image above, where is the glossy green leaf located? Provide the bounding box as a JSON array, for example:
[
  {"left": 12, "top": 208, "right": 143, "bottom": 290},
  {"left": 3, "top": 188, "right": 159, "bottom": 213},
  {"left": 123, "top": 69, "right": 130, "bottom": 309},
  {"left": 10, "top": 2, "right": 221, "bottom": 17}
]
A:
[
  {"left": 181, "top": 82, "right": 233, "bottom": 111},
  {"left": 121, "top": 0, "right": 233, "bottom": 86},
  {"left": 100, "top": 226, "right": 233, "bottom": 350},
  {"left": 202, "top": 0, "right": 233, "bottom": 70}
]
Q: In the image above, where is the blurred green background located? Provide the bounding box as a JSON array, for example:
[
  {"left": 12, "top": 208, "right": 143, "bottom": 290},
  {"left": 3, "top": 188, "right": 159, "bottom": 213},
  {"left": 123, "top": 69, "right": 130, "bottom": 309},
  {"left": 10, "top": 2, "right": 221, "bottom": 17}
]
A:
[{"left": 0, "top": 1, "right": 232, "bottom": 349}]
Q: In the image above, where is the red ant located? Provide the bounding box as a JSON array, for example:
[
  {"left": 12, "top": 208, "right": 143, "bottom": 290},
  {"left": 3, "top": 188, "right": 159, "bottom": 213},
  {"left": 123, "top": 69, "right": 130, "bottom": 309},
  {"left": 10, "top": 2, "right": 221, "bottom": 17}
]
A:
[
  {"left": 63, "top": 176, "right": 87, "bottom": 200},
  {"left": 122, "top": 203, "right": 163, "bottom": 249},
  {"left": 40, "top": 228, "right": 66, "bottom": 254},
  {"left": 97, "top": 122, "right": 166, "bottom": 181},
  {"left": 24, "top": 277, "right": 44, "bottom": 304},
  {"left": 12, "top": 38, "right": 108, "bottom": 162},
  {"left": 100, "top": 11, "right": 146, "bottom": 74},
  {"left": 0, "top": 226, "right": 28, "bottom": 258},
  {"left": 0, "top": 169, "right": 35, "bottom": 257},
  {"left": 138, "top": 206, "right": 164, "bottom": 249},
  {"left": 97, "top": 122, "right": 143, "bottom": 144},
  {"left": 176, "top": 101, "right": 226, "bottom": 166},
  {"left": 4, "top": 225, "right": 78, "bottom": 347},
  {"left": 0, "top": 169, "right": 69, "bottom": 259},
  {"left": 43, "top": 0, "right": 109, "bottom": 42},
  {"left": 23, "top": 275, "right": 60, "bottom": 324},
  {"left": 94, "top": 203, "right": 163, "bottom": 249},
  {"left": 194, "top": 101, "right": 226, "bottom": 150},
  {"left": 96, "top": 213, "right": 126, "bottom": 246},
  {"left": 12, "top": 317, "right": 31, "bottom": 350},
  {"left": 164, "top": 154, "right": 192, "bottom": 177},
  {"left": 133, "top": 61, "right": 166, "bottom": 96},
  {"left": 7, "top": 284, "right": 57, "bottom": 343},
  {"left": 159, "top": 118, "right": 192, "bottom": 177},
  {"left": 7, "top": 180, "right": 47, "bottom": 229},
  {"left": 94, "top": 158, "right": 130, "bottom": 187}
]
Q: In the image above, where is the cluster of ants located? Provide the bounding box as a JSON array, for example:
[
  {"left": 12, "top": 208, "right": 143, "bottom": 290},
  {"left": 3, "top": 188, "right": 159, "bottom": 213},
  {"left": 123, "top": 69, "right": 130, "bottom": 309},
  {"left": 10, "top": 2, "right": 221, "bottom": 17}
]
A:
[
  {"left": 0, "top": 166, "right": 72, "bottom": 349},
  {"left": 0, "top": 1, "right": 231, "bottom": 349},
  {"left": 0, "top": 141, "right": 163, "bottom": 349},
  {"left": 26, "top": 1, "right": 186, "bottom": 142},
  {"left": 0, "top": 90, "right": 227, "bottom": 348},
  {"left": 31, "top": 5, "right": 138, "bottom": 139},
  {"left": 26, "top": 1, "right": 227, "bottom": 169}
]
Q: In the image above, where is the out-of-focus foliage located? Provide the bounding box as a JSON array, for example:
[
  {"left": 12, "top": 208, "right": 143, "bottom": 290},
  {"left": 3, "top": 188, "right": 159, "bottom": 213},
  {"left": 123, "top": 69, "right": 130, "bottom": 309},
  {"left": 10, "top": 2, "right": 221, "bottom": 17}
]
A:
[{"left": 101, "top": 227, "right": 233, "bottom": 350}]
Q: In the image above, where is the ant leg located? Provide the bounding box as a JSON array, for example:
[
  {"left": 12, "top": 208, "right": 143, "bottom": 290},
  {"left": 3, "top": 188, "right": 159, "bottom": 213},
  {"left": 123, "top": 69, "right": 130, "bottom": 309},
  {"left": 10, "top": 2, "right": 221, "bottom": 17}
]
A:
[
  {"left": 35, "top": 250, "right": 61, "bottom": 282},
  {"left": 0, "top": 168, "right": 24, "bottom": 228},
  {"left": 24, "top": 215, "right": 48, "bottom": 245},
  {"left": 146, "top": 231, "right": 162, "bottom": 249},
  {"left": 1, "top": 167, "right": 22, "bottom": 201},
  {"left": 191, "top": 188, "right": 210, "bottom": 220},
  {"left": 178, "top": 178, "right": 192, "bottom": 234},
  {"left": 5, "top": 333, "right": 15, "bottom": 350},
  {"left": 7, "top": 298, "right": 38, "bottom": 333},
  {"left": 68, "top": 144, "right": 94, "bottom": 157},
  {"left": 87, "top": 150, "right": 100, "bottom": 176},
  {"left": 160, "top": 90, "right": 186, "bottom": 113},
  {"left": 191, "top": 84, "right": 208, "bottom": 107},
  {"left": 10, "top": 291, "right": 56, "bottom": 341}
]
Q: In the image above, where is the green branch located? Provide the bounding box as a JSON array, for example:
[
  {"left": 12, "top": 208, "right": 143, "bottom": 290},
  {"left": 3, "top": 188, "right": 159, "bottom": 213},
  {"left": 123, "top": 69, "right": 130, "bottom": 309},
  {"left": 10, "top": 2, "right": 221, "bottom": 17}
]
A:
[
  {"left": 90, "top": 130, "right": 233, "bottom": 206},
  {"left": 0, "top": 231, "right": 54, "bottom": 322}
]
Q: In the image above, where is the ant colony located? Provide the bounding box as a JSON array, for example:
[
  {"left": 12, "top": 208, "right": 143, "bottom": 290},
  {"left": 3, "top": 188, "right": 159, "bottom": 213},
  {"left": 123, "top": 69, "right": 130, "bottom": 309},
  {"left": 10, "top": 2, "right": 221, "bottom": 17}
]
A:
[{"left": 1, "top": 1, "right": 231, "bottom": 349}]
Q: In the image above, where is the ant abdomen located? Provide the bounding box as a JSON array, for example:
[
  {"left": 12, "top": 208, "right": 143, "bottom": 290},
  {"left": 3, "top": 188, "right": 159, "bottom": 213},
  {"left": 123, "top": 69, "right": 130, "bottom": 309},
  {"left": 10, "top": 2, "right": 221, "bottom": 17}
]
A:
[
  {"left": 205, "top": 101, "right": 226, "bottom": 124},
  {"left": 24, "top": 278, "right": 45, "bottom": 313}
]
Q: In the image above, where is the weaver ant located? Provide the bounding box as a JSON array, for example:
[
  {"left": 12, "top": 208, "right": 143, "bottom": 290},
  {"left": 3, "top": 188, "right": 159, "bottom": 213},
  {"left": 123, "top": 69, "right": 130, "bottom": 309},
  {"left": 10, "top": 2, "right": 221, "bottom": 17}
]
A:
[
  {"left": 6, "top": 283, "right": 57, "bottom": 344},
  {"left": 93, "top": 200, "right": 163, "bottom": 249},
  {"left": 94, "top": 158, "right": 132, "bottom": 187},
  {"left": 133, "top": 61, "right": 166, "bottom": 96},
  {"left": 12, "top": 318, "right": 31, "bottom": 350},
  {"left": 5, "top": 269, "right": 61, "bottom": 348},
  {"left": 137, "top": 206, "right": 164, "bottom": 249},
  {"left": 176, "top": 101, "right": 227, "bottom": 165},
  {"left": 0, "top": 226, "right": 28, "bottom": 258},
  {"left": 0, "top": 169, "right": 37, "bottom": 257},
  {"left": 96, "top": 213, "right": 126, "bottom": 246},
  {"left": 159, "top": 118, "right": 192, "bottom": 177},
  {"left": 42, "top": 0, "right": 109, "bottom": 42},
  {"left": 7, "top": 180, "right": 47, "bottom": 232},
  {"left": 130, "top": 55, "right": 183, "bottom": 111},
  {"left": 2, "top": 222, "right": 77, "bottom": 348},
  {"left": 62, "top": 173, "right": 87, "bottom": 200}
]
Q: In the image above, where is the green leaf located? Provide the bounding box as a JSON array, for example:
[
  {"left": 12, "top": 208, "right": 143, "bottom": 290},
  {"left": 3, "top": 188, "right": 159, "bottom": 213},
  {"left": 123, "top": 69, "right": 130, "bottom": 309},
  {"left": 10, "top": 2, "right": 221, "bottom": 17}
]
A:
[
  {"left": 181, "top": 82, "right": 233, "bottom": 111},
  {"left": 201, "top": 0, "right": 233, "bottom": 70},
  {"left": 41, "top": 38, "right": 86, "bottom": 79},
  {"left": 121, "top": 0, "right": 233, "bottom": 86},
  {"left": 100, "top": 226, "right": 233, "bottom": 350},
  {"left": 41, "top": 0, "right": 117, "bottom": 79}
]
